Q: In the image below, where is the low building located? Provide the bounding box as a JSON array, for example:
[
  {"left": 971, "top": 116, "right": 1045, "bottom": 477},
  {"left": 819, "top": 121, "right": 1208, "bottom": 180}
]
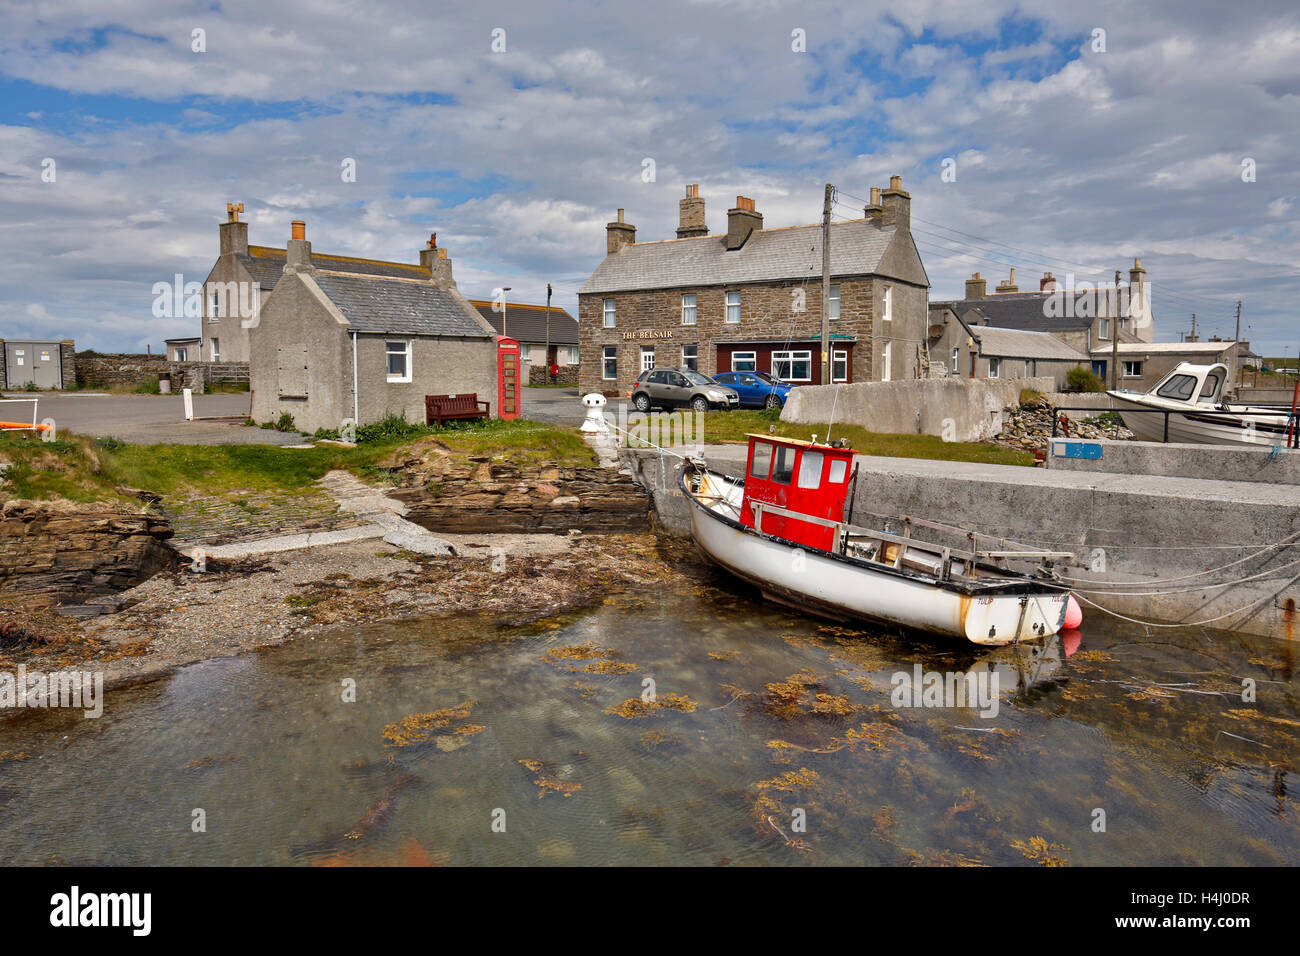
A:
[
  {"left": 247, "top": 221, "right": 499, "bottom": 434},
  {"left": 1095, "top": 340, "right": 1238, "bottom": 392},
  {"left": 0, "top": 339, "right": 75, "bottom": 390},
  {"left": 937, "top": 314, "right": 1088, "bottom": 388},
  {"left": 578, "top": 178, "right": 929, "bottom": 394},
  {"left": 470, "top": 299, "right": 580, "bottom": 370},
  {"left": 164, "top": 337, "right": 200, "bottom": 362}
]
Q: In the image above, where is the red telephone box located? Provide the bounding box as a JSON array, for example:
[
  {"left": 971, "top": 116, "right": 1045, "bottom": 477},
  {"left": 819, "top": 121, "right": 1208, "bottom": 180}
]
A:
[{"left": 497, "top": 336, "right": 522, "bottom": 420}]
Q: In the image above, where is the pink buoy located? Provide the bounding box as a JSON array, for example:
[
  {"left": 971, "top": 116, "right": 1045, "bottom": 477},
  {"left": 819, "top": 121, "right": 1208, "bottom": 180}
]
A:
[{"left": 1063, "top": 594, "right": 1083, "bottom": 630}]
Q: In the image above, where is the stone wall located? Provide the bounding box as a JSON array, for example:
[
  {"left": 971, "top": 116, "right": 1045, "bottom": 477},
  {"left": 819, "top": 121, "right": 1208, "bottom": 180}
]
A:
[
  {"left": 0, "top": 499, "right": 175, "bottom": 608},
  {"left": 76, "top": 353, "right": 168, "bottom": 388}
]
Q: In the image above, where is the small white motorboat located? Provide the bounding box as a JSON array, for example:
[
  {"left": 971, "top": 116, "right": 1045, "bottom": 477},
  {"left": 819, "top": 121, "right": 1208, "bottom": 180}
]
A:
[
  {"left": 680, "top": 434, "right": 1077, "bottom": 646},
  {"left": 1107, "top": 362, "right": 1297, "bottom": 446}
]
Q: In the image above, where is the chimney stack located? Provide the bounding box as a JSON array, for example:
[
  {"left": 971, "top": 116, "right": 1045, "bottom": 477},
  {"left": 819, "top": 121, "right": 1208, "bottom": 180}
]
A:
[
  {"left": 1040, "top": 271, "right": 1057, "bottom": 293},
  {"left": 726, "top": 196, "right": 762, "bottom": 250},
  {"left": 219, "top": 202, "right": 249, "bottom": 256},
  {"left": 880, "top": 175, "right": 910, "bottom": 230},
  {"left": 995, "top": 267, "right": 1018, "bottom": 293},
  {"left": 606, "top": 208, "right": 636, "bottom": 255},
  {"left": 677, "top": 184, "right": 708, "bottom": 238},
  {"left": 285, "top": 220, "right": 312, "bottom": 272},
  {"left": 864, "top": 186, "right": 882, "bottom": 222},
  {"left": 965, "top": 272, "right": 986, "bottom": 300},
  {"left": 1129, "top": 256, "right": 1146, "bottom": 289}
]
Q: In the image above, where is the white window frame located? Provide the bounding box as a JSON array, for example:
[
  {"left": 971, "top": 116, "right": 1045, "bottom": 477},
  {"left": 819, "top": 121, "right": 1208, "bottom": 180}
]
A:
[
  {"left": 386, "top": 339, "right": 412, "bottom": 383},
  {"left": 1122, "top": 360, "right": 1144, "bottom": 379},
  {"left": 681, "top": 344, "right": 698, "bottom": 371},
  {"left": 603, "top": 298, "right": 616, "bottom": 328},
  {"left": 520, "top": 344, "right": 532, "bottom": 363},
  {"left": 640, "top": 346, "right": 656, "bottom": 372},
  {"left": 209, "top": 291, "right": 220, "bottom": 323},
  {"left": 773, "top": 349, "right": 812, "bottom": 383},
  {"left": 882, "top": 285, "right": 892, "bottom": 323},
  {"left": 602, "top": 346, "right": 617, "bottom": 380},
  {"left": 831, "top": 348, "right": 848, "bottom": 383},
  {"left": 988, "top": 356, "right": 1000, "bottom": 379},
  {"left": 731, "top": 351, "right": 756, "bottom": 372},
  {"left": 210, "top": 337, "right": 220, "bottom": 362},
  {"left": 565, "top": 346, "right": 580, "bottom": 365},
  {"left": 725, "top": 291, "right": 741, "bottom": 324},
  {"left": 175, "top": 348, "right": 188, "bottom": 362},
  {"left": 881, "top": 341, "right": 891, "bottom": 381},
  {"left": 828, "top": 284, "right": 841, "bottom": 320},
  {"left": 681, "top": 293, "right": 697, "bottom": 326},
  {"left": 951, "top": 347, "right": 959, "bottom": 376},
  {"left": 1097, "top": 318, "right": 1109, "bottom": 340}
]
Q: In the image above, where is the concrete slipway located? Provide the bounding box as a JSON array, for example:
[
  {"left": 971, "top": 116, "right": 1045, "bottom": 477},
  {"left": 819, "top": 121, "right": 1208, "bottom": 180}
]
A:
[{"left": 625, "top": 445, "right": 1300, "bottom": 640}]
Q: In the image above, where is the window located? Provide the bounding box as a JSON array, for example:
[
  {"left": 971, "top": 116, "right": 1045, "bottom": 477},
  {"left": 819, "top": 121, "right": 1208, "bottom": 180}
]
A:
[
  {"left": 773, "top": 350, "right": 812, "bottom": 382},
  {"left": 209, "top": 291, "right": 220, "bottom": 322},
  {"left": 681, "top": 293, "right": 697, "bottom": 326},
  {"left": 1199, "top": 372, "right": 1222, "bottom": 400},
  {"left": 731, "top": 351, "right": 756, "bottom": 372},
  {"left": 771, "top": 445, "right": 795, "bottom": 484},
  {"left": 987, "top": 356, "right": 1000, "bottom": 379},
  {"left": 520, "top": 344, "right": 532, "bottom": 363},
  {"left": 828, "top": 459, "right": 849, "bottom": 483},
  {"left": 725, "top": 291, "right": 741, "bottom": 324},
  {"left": 1028, "top": 360, "right": 1037, "bottom": 377},
  {"left": 1156, "top": 373, "right": 1196, "bottom": 400},
  {"left": 1098, "top": 318, "right": 1109, "bottom": 340},
  {"left": 832, "top": 349, "right": 848, "bottom": 382},
  {"left": 565, "top": 346, "right": 580, "bottom": 364},
  {"left": 681, "top": 344, "right": 698, "bottom": 372},
  {"left": 797, "top": 451, "right": 825, "bottom": 489},
  {"left": 603, "top": 298, "right": 616, "bottom": 328},
  {"left": 882, "top": 285, "right": 892, "bottom": 322},
  {"left": 1122, "top": 360, "right": 1143, "bottom": 378},
  {"left": 210, "top": 337, "right": 220, "bottom": 362},
  {"left": 640, "top": 346, "right": 656, "bottom": 372},
  {"left": 602, "top": 346, "right": 617, "bottom": 380},
  {"left": 828, "top": 284, "right": 841, "bottom": 320},
  {"left": 951, "top": 347, "right": 960, "bottom": 376},
  {"left": 386, "top": 340, "right": 411, "bottom": 382},
  {"left": 750, "top": 441, "right": 772, "bottom": 479},
  {"left": 175, "top": 348, "right": 187, "bottom": 362},
  {"left": 881, "top": 342, "right": 891, "bottom": 381}
]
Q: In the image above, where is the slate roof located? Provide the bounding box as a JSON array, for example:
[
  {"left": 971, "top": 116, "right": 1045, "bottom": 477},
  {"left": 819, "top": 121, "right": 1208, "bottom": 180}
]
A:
[
  {"left": 934, "top": 293, "right": 1097, "bottom": 332},
  {"left": 1088, "top": 341, "right": 1236, "bottom": 355},
  {"left": 469, "top": 301, "right": 579, "bottom": 345},
  {"left": 311, "top": 272, "right": 492, "bottom": 338},
  {"left": 239, "top": 245, "right": 430, "bottom": 290},
  {"left": 579, "top": 220, "right": 897, "bottom": 295},
  {"left": 966, "top": 324, "right": 1088, "bottom": 361}
]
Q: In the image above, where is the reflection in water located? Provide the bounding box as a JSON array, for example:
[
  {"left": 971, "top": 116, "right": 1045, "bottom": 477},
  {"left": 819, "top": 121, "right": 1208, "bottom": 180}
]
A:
[{"left": 0, "top": 565, "right": 1296, "bottom": 866}]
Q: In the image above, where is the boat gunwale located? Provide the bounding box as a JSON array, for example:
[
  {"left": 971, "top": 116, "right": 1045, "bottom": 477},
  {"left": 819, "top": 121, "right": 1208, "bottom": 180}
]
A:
[{"left": 678, "top": 461, "right": 1069, "bottom": 599}]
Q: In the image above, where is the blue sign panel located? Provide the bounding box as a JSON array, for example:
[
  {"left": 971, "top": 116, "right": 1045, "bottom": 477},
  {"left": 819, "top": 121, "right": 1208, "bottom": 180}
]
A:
[{"left": 1051, "top": 440, "right": 1103, "bottom": 460}]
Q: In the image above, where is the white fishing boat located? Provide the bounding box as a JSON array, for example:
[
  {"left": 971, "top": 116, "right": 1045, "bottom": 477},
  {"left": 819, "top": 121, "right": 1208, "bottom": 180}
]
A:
[
  {"left": 680, "top": 433, "right": 1078, "bottom": 646},
  {"left": 1107, "top": 362, "right": 1297, "bottom": 446}
]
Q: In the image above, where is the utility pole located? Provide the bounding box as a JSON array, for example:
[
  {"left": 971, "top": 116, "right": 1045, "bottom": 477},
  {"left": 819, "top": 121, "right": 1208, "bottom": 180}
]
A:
[
  {"left": 1110, "top": 270, "right": 1120, "bottom": 390},
  {"left": 821, "top": 183, "right": 832, "bottom": 386},
  {"left": 545, "top": 282, "right": 553, "bottom": 381},
  {"left": 1234, "top": 300, "right": 1242, "bottom": 342},
  {"left": 501, "top": 286, "right": 512, "bottom": 338}
]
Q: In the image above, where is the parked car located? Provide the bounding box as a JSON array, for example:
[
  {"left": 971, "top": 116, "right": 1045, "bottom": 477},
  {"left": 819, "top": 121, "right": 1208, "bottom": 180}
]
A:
[
  {"left": 712, "top": 370, "right": 795, "bottom": 408},
  {"left": 628, "top": 368, "right": 740, "bottom": 412}
]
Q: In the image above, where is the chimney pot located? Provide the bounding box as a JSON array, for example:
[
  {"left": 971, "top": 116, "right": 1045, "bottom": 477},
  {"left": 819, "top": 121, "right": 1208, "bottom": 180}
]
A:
[
  {"left": 617, "top": 208, "right": 625, "bottom": 223},
  {"left": 219, "top": 204, "right": 249, "bottom": 256},
  {"left": 285, "top": 220, "right": 311, "bottom": 272},
  {"left": 607, "top": 210, "right": 637, "bottom": 254},
  {"left": 291, "top": 220, "right": 306, "bottom": 241},
  {"left": 726, "top": 197, "right": 763, "bottom": 250},
  {"left": 889, "top": 175, "right": 902, "bottom": 190},
  {"left": 677, "top": 184, "right": 708, "bottom": 238}
]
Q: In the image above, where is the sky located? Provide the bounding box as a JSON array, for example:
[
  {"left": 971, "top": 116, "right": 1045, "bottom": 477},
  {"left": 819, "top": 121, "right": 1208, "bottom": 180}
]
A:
[{"left": 1, "top": 0, "right": 1297, "bottom": 355}]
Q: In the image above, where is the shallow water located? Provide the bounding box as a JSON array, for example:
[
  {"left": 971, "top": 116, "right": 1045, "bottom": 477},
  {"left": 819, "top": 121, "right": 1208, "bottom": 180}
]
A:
[{"left": 0, "top": 561, "right": 1297, "bottom": 866}]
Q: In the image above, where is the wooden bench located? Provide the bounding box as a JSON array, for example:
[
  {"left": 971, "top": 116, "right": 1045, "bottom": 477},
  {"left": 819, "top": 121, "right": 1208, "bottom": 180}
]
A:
[{"left": 425, "top": 393, "right": 491, "bottom": 425}]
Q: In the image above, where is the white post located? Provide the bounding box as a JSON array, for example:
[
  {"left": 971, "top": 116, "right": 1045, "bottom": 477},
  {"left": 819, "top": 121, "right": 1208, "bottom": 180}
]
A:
[{"left": 182, "top": 387, "right": 194, "bottom": 421}]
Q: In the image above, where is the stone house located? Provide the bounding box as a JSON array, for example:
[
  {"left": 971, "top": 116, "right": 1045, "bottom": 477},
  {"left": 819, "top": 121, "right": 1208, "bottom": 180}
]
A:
[
  {"left": 933, "top": 312, "right": 1089, "bottom": 389},
  {"left": 164, "top": 337, "right": 200, "bottom": 362},
  {"left": 578, "top": 178, "right": 929, "bottom": 395},
  {"left": 199, "top": 203, "right": 439, "bottom": 363},
  {"left": 470, "top": 299, "right": 580, "bottom": 369},
  {"left": 1101, "top": 340, "right": 1240, "bottom": 392},
  {"left": 929, "top": 260, "right": 1154, "bottom": 383},
  {"left": 247, "top": 221, "right": 499, "bottom": 435}
]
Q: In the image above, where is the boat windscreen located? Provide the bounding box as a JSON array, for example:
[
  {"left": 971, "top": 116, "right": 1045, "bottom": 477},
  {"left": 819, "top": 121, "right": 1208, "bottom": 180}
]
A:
[
  {"left": 1199, "top": 372, "right": 1222, "bottom": 400},
  {"left": 1156, "top": 374, "right": 1197, "bottom": 400}
]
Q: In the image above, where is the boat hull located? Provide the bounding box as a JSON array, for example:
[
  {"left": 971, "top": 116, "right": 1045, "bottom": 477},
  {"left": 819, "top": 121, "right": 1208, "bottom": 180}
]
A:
[
  {"left": 1107, "top": 392, "right": 1293, "bottom": 447},
  {"left": 683, "top": 471, "right": 1067, "bottom": 646}
]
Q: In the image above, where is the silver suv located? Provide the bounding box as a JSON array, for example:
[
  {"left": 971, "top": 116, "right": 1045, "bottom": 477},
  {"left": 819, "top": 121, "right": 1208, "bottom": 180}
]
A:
[{"left": 629, "top": 368, "right": 740, "bottom": 412}]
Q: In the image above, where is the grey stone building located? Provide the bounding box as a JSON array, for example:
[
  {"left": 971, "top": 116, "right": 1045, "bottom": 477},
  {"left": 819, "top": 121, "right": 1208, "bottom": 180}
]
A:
[
  {"left": 929, "top": 260, "right": 1154, "bottom": 384},
  {"left": 578, "top": 178, "right": 929, "bottom": 394},
  {"left": 247, "top": 221, "right": 499, "bottom": 434},
  {"left": 469, "top": 299, "right": 580, "bottom": 370},
  {"left": 933, "top": 313, "right": 1089, "bottom": 389}
]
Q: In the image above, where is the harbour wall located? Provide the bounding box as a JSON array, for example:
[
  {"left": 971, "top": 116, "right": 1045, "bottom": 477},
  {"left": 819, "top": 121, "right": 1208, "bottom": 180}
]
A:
[
  {"left": 625, "top": 444, "right": 1300, "bottom": 639},
  {"left": 1047, "top": 438, "right": 1300, "bottom": 485}
]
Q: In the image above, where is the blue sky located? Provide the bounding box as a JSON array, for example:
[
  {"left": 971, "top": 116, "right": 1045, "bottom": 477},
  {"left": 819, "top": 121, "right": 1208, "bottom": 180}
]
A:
[{"left": 1, "top": 0, "right": 1297, "bottom": 354}]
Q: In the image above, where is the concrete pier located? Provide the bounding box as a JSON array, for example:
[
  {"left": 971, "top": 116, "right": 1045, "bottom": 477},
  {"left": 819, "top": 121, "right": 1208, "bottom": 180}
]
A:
[{"left": 626, "top": 444, "right": 1300, "bottom": 639}]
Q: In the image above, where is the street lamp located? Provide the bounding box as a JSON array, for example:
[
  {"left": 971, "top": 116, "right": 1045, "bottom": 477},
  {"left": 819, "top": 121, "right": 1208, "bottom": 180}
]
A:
[{"left": 500, "top": 287, "right": 511, "bottom": 338}]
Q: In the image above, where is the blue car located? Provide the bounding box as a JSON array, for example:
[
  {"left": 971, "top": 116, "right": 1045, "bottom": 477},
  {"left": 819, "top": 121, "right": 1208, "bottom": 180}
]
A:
[{"left": 712, "top": 370, "right": 795, "bottom": 409}]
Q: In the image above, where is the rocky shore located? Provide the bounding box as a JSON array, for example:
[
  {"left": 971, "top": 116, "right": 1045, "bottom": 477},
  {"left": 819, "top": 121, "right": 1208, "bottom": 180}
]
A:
[{"left": 994, "top": 396, "right": 1133, "bottom": 453}]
